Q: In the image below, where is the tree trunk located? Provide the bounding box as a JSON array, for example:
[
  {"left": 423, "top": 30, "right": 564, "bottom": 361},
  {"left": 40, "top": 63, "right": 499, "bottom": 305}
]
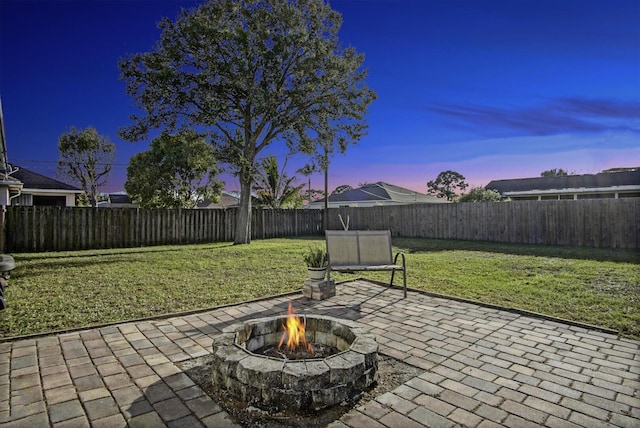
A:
[
  {"left": 323, "top": 164, "right": 328, "bottom": 231},
  {"left": 89, "top": 184, "right": 97, "bottom": 207},
  {"left": 234, "top": 178, "right": 253, "bottom": 244}
]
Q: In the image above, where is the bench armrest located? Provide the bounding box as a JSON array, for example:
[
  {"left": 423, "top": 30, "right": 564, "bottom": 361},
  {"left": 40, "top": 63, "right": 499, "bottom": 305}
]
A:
[{"left": 393, "top": 251, "right": 406, "bottom": 269}]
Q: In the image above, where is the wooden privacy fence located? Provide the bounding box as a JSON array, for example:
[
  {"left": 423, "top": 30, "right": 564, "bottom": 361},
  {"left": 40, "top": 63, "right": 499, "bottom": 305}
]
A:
[
  {"left": 2, "top": 199, "right": 638, "bottom": 252},
  {"left": 326, "top": 199, "right": 639, "bottom": 249},
  {"left": 3, "top": 207, "right": 323, "bottom": 252}
]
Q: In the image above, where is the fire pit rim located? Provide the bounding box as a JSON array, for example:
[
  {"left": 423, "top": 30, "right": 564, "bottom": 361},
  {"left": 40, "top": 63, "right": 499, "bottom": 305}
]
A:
[
  {"left": 234, "top": 344, "right": 354, "bottom": 362},
  {"left": 224, "top": 313, "right": 372, "bottom": 359},
  {"left": 212, "top": 313, "right": 379, "bottom": 412}
]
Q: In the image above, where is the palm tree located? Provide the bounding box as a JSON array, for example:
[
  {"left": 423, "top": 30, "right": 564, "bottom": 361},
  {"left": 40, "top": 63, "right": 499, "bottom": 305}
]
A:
[
  {"left": 254, "top": 156, "right": 305, "bottom": 208},
  {"left": 297, "top": 163, "right": 316, "bottom": 205}
]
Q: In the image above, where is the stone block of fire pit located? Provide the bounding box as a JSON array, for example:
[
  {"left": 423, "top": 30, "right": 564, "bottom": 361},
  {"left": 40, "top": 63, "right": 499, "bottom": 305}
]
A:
[
  {"left": 303, "top": 278, "right": 336, "bottom": 300},
  {"left": 236, "top": 356, "right": 284, "bottom": 386},
  {"left": 210, "top": 314, "right": 378, "bottom": 413}
]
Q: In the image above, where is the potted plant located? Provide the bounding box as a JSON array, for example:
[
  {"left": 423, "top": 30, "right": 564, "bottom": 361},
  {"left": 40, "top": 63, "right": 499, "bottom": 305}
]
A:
[{"left": 303, "top": 247, "right": 328, "bottom": 280}]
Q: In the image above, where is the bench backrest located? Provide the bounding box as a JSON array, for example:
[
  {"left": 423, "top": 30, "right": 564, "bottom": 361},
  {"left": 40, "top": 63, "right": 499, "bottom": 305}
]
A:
[{"left": 326, "top": 230, "right": 393, "bottom": 266}]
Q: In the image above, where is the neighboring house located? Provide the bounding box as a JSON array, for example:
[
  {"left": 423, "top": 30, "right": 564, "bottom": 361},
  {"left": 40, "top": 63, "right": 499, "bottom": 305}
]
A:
[
  {"left": 0, "top": 100, "right": 23, "bottom": 205},
  {"left": 486, "top": 170, "right": 640, "bottom": 201},
  {"left": 306, "top": 182, "right": 448, "bottom": 209},
  {"left": 97, "top": 193, "right": 140, "bottom": 208},
  {"left": 198, "top": 191, "right": 264, "bottom": 209},
  {"left": 197, "top": 191, "right": 242, "bottom": 209},
  {"left": 9, "top": 164, "right": 83, "bottom": 206},
  {"left": 0, "top": 168, "right": 22, "bottom": 206}
]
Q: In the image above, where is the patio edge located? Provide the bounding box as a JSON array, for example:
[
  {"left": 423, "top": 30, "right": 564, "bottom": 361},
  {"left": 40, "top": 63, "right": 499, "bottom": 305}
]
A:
[
  {"left": 0, "top": 289, "right": 304, "bottom": 343},
  {"left": 364, "top": 278, "right": 620, "bottom": 336},
  {"left": 1, "top": 278, "right": 621, "bottom": 343}
]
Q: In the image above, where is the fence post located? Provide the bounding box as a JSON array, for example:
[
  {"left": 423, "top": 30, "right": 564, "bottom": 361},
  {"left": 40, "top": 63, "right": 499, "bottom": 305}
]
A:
[{"left": 0, "top": 205, "right": 4, "bottom": 253}]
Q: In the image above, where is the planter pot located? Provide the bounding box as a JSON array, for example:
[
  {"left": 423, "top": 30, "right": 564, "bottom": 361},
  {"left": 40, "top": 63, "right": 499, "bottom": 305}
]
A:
[{"left": 307, "top": 267, "right": 327, "bottom": 281}]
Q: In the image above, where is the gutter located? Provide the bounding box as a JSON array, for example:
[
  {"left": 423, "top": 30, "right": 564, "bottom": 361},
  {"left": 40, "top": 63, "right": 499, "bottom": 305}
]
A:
[{"left": 503, "top": 184, "right": 640, "bottom": 197}]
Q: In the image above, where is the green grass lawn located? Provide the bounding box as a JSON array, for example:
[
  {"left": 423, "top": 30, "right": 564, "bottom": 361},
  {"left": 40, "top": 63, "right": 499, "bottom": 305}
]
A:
[{"left": 1, "top": 237, "right": 638, "bottom": 340}]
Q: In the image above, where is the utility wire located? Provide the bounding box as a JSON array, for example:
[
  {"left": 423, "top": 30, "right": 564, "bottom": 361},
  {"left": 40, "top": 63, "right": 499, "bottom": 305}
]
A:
[{"left": 12, "top": 158, "right": 130, "bottom": 167}]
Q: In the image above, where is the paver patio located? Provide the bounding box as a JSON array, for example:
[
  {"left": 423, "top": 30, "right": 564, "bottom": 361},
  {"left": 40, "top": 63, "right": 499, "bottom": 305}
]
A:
[{"left": 1, "top": 280, "right": 638, "bottom": 427}]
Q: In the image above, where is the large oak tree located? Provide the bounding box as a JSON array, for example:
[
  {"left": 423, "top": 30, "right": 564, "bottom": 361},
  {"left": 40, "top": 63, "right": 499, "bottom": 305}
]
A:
[{"left": 119, "top": 0, "right": 376, "bottom": 243}]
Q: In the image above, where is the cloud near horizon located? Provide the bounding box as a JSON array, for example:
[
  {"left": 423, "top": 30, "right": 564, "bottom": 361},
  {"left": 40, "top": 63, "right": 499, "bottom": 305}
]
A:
[{"left": 426, "top": 97, "right": 640, "bottom": 137}]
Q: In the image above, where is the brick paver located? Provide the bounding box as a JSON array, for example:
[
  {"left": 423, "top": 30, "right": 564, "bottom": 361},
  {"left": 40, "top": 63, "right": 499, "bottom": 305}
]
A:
[{"left": 1, "top": 280, "right": 638, "bottom": 427}]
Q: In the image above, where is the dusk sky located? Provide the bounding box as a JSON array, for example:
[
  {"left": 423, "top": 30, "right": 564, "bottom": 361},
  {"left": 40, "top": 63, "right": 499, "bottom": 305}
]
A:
[{"left": 1, "top": 0, "right": 639, "bottom": 195}]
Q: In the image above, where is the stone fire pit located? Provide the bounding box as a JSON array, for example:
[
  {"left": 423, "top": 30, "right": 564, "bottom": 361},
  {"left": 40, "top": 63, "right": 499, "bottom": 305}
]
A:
[{"left": 211, "top": 314, "right": 378, "bottom": 412}]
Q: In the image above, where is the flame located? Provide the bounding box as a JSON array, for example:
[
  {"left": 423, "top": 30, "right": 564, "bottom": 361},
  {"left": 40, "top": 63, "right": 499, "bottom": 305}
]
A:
[{"left": 278, "top": 302, "right": 313, "bottom": 353}]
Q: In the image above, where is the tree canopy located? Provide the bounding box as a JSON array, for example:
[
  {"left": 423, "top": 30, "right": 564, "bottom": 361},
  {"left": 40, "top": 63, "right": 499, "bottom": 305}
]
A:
[
  {"left": 119, "top": 0, "right": 376, "bottom": 243},
  {"left": 57, "top": 126, "right": 115, "bottom": 207},
  {"left": 125, "top": 131, "right": 222, "bottom": 208},
  {"left": 427, "top": 170, "right": 468, "bottom": 201},
  {"left": 458, "top": 187, "right": 501, "bottom": 203},
  {"left": 541, "top": 168, "right": 569, "bottom": 177}
]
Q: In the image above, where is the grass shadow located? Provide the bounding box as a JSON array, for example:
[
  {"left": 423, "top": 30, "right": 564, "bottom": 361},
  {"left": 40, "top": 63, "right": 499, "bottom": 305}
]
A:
[{"left": 12, "top": 242, "right": 236, "bottom": 261}]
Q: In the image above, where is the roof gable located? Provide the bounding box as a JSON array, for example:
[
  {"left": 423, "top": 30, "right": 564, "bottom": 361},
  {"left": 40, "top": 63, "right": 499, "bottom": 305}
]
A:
[
  {"left": 198, "top": 192, "right": 241, "bottom": 208},
  {"left": 326, "top": 182, "right": 446, "bottom": 204},
  {"left": 109, "top": 194, "right": 133, "bottom": 204}
]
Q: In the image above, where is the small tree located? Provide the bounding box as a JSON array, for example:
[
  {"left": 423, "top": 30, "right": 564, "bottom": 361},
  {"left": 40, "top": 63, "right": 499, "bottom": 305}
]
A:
[
  {"left": 541, "top": 168, "right": 569, "bottom": 177},
  {"left": 57, "top": 126, "right": 115, "bottom": 207},
  {"left": 427, "top": 170, "right": 468, "bottom": 201},
  {"left": 125, "top": 131, "right": 222, "bottom": 208},
  {"left": 459, "top": 187, "right": 501, "bottom": 203},
  {"left": 253, "top": 156, "right": 305, "bottom": 208}
]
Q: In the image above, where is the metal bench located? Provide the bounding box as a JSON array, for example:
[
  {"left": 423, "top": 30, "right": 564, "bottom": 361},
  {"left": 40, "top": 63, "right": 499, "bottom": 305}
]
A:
[{"left": 325, "top": 230, "right": 407, "bottom": 298}]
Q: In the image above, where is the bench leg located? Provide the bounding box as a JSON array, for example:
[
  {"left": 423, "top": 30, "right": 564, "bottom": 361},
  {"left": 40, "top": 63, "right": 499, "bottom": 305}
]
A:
[
  {"left": 392, "top": 252, "right": 407, "bottom": 298},
  {"left": 402, "top": 267, "right": 407, "bottom": 298},
  {"left": 389, "top": 268, "right": 407, "bottom": 298}
]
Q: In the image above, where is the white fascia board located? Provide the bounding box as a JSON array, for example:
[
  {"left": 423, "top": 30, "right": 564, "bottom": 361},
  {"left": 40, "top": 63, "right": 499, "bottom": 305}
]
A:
[
  {"left": 503, "top": 184, "right": 640, "bottom": 197},
  {"left": 23, "top": 188, "right": 84, "bottom": 196}
]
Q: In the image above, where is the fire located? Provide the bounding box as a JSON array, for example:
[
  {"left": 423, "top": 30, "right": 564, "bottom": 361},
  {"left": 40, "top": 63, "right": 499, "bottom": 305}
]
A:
[{"left": 278, "top": 302, "right": 313, "bottom": 353}]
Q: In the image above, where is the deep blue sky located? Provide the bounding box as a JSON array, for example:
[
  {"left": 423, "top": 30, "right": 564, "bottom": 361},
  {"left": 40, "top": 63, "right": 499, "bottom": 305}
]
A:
[{"left": 1, "top": 0, "right": 639, "bottom": 194}]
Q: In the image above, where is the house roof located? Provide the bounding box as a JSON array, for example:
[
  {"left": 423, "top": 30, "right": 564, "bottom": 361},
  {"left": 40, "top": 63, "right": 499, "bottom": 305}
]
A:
[
  {"left": 10, "top": 164, "right": 82, "bottom": 191},
  {"left": 197, "top": 191, "right": 241, "bottom": 208},
  {"left": 109, "top": 193, "right": 134, "bottom": 204},
  {"left": 324, "top": 182, "right": 447, "bottom": 204},
  {"left": 486, "top": 170, "right": 640, "bottom": 194}
]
